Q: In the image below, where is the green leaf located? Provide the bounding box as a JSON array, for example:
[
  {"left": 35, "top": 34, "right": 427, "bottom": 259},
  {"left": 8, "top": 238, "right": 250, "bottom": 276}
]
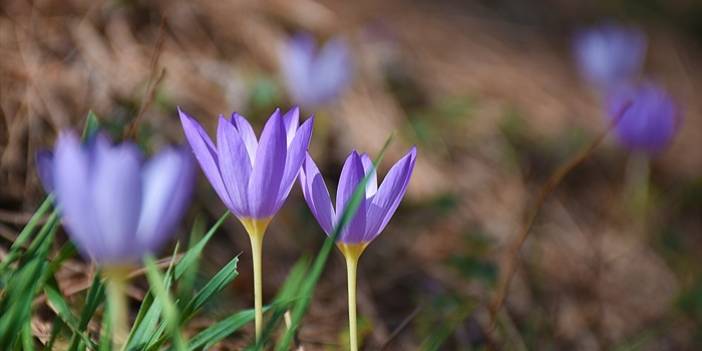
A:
[
  {"left": 83, "top": 111, "right": 101, "bottom": 139},
  {"left": 44, "top": 285, "right": 97, "bottom": 350},
  {"left": 174, "top": 212, "right": 229, "bottom": 280},
  {"left": 144, "top": 256, "right": 186, "bottom": 351},
  {"left": 180, "top": 256, "right": 239, "bottom": 322},
  {"left": 67, "top": 273, "right": 104, "bottom": 351},
  {"left": 0, "top": 196, "right": 54, "bottom": 274},
  {"left": 177, "top": 216, "right": 206, "bottom": 302},
  {"left": 276, "top": 134, "right": 394, "bottom": 351},
  {"left": 186, "top": 309, "right": 256, "bottom": 350}
]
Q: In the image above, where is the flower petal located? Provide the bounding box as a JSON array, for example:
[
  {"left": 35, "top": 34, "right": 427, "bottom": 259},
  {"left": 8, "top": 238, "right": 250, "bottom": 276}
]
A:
[
  {"left": 247, "top": 109, "right": 287, "bottom": 218},
  {"left": 335, "top": 151, "right": 367, "bottom": 243},
  {"left": 54, "top": 132, "right": 102, "bottom": 260},
  {"left": 230, "top": 112, "right": 258, "bottom": 164},
  {"left": 282, "top": 107, "right": 300, "bottom": 145},
  {"left": 315, "top": 38, "right": 352, "bottom": 102},
  {"left": 91, "top": 142, "right": 143, "bottom": 263},
  {"left": 365, "top": 147, "right": 416, "bottom": 241},
  {"left": 277, "top": 116, "right": 313, "bottom": 207},
  {"left": 179, "top": 108, "right": 234, "bottom": 209},
  {"left": 360, "top": 153, "right": 377, "bottom": 198},
  {"left": 217, "top": 116, "right": 253, "bottom": 216},
  {"left": 137, "top": 147, "right": 194, "bottom": 252},
  {"left": 300, "top": 153, "right": 335, "bottom": 234},
  {"left": 36, "top": 150, "right": 54, "bottom": 193}
]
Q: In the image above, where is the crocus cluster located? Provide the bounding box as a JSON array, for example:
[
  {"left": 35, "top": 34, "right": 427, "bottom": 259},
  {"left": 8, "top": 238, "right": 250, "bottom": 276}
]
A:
[
  {"left": 281, "top": 33, "right": 352, "bottom": 108},
  {"left": 39, "top": 106, "right": 415, "bottom": 350},
  {"left": 574, "top": 23, "right": 680, "bottom": 154},
  {"left": 37, "top": 132, "right": 194, "bottom": 265}
]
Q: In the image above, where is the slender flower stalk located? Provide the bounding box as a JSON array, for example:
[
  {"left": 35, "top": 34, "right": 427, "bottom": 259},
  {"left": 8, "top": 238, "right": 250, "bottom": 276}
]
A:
[
  {"left": 36, "top": 131, "right": 194, "bottom": 348},
  {"left": 179, "top": 107, "right": 313, "bottom": 340},
  {"left": 299, "top": 148, "right": 416, "bottom": 351}
]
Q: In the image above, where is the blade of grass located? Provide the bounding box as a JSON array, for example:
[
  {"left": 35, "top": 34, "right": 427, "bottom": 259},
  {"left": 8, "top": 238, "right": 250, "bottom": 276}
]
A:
[
  {"left": 44, "top": 285, "right": 97, "bottom": 350},
  {"left": 276, "top": 134, "right": 394, "bottom": 351},
  {"left": 67, "top": 273, "right": 104, "bottom": 351},
  {"left": 186, "top": 309, "right": 257, "bottom": 351},
  {"left": 180, "top": 255, "right": 239, "bottom": 322},
  {"left": 0, "top": 196, "right": 54, "bottom": 274},
  {"left": 144, "top": 255, "right": 186, "bottom": 351}
]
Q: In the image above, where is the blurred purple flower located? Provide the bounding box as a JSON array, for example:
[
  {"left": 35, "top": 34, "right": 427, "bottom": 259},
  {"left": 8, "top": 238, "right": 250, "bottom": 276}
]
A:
[
  {"left": 179, "top": 107, "right": 313, "bottom": 220},
  {"left": 36, "top": 132, "right": 194, "bottom": 265},
  {"left": 607, "top": 83, "right": 679, "bottom": 154},
  {"left": 299, "top": 147, "right": 416, "bottom": 244},
  {"left": 574, "top": 24, "right": 647, "bottom": 90},
  {"left": 281, "top": 34, "right": 352, "bottom": 108}
]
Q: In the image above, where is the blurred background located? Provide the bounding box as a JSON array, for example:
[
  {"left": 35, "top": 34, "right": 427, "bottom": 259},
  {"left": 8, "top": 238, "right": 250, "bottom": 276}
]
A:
[{"left": 1, "top": 0, "right": 702, "bottom": 349}]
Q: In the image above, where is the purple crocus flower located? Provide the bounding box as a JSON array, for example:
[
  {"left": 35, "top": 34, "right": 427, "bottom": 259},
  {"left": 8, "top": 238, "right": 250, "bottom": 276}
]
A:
[
  {"left": 607, "top": 83, "right": 679, "bottom": 154},
  {"left": 574, "top": 24, "right": 647, "bottom": 90},
  {"left": 300, "top": 147, "right": 415, "bottom": 351},
  {"left": 179, "top": 107, "right": 313, "bottom": 222},
  {"left": 179, "top": 107, "right": 313, "bottom": 339},
  {"left": 36, "top": 132, "right": 194, "bottom": 265},
  {"left": 299, "top": 147, "right": 416, "bottom": 245},
  {"left": 281, "top": 33, "right": 352, "bottom": 108}
]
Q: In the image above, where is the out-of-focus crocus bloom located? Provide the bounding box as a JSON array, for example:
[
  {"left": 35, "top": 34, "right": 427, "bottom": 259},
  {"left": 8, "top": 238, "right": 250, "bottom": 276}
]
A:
[
  {"left": 607, "top": 83, "right": 679, "bottom": 154},
  {"left": 281, "top": 33, "right": 352, "bottom": 108},
  {"left": 299, "top": 147, "right": 416, "bottom": 351},
  {"left": 178, "top": 107, "right": 313, "bottom": 340},
  {"left": 36, "top": 132, "right": 194, "bottom": 265},
  {"left": 574, "top": 24, "right": 647, "bottom": 90}
]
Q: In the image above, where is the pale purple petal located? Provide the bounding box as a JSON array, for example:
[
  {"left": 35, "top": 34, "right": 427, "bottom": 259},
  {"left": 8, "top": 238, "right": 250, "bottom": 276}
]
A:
[
  {"left": 179, "top": 108, "right": 234, "bottom": 209},
  {"left": 315, "top": 38, "right": 352, "bottom": 102},
  {"left": 53, "top": 132, "right": 102, "bottom": 261},
  {"left": 360, "top": 153, "right": 377, "bottom": 198},
  {"left": 230, "top": 112, "right": 258, "bottom": 164},
  {"left": 365, "top": 147, "right": 416, "bottom": 241},
  {"left": 137, "top": 147, "right": 194, "bottom": 252},
  {"left": 299, "top": 153, "right": 335, "bottom": 234},
  {"left": 36, "top": 150, "right": 54, "bottom": 193},
  {"left": 282, "top": 107, "right": 300, "bottom": 145},
  {"left": 247, "top": 110, "right": 287, "bottom": 218},
  {"left": 276, "top": 117, "right": 314, "bottom": 209},
  {"left": 282, "top": 34, "right": 315, "bottom": 105},
  {"left": 217, "top": 116, "right": 253, "bottom": 216},
  {"left": 91, "top": 142, "right": 143, "bottom": 263},
  {"left": 335, "top": 151, "right": 367, "bottom": 243}
]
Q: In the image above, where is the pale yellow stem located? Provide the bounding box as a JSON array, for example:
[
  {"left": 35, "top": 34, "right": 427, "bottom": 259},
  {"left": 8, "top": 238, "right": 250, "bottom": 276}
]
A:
[
  {"left": 338, "top": 243, "right": 368, "bottom": 351},
  {"left": 240, "top": 217, "right": 271, "bottom": 342},
  {"left": 103, "top": 266, "right": 131, "bottom": 350}
]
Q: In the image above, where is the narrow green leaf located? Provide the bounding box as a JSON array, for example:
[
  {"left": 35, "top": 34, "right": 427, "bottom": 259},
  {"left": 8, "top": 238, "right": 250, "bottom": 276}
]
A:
[
  {"left": 276, "top": 134, "right": 394, "bottom": 351},
  {"left": 177, "top": 216, "right": 206, "bottom": 302},
  {"left": 0, "top": 196, "right": 54, "bottom": 274},
  {"left": 83, "top": 111, "right": 101, "bottom": 139},
  {"left": 67, "top": 273, "right": 104, "bottom": 351},
  {"left": 144, "top": 256, "right": 186, "bottom": 351},
  {"left": 44, "top": 285, "right": 97, "bottom": 350},
  {"left": 174, "top": 212, "right": 229, "bottom": 279},
  {"left": 180, "top": 256, "right": 238, "bottom": 322},
  {"left": 186, "top": 309, "right": 256, "bottom": 351}
]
